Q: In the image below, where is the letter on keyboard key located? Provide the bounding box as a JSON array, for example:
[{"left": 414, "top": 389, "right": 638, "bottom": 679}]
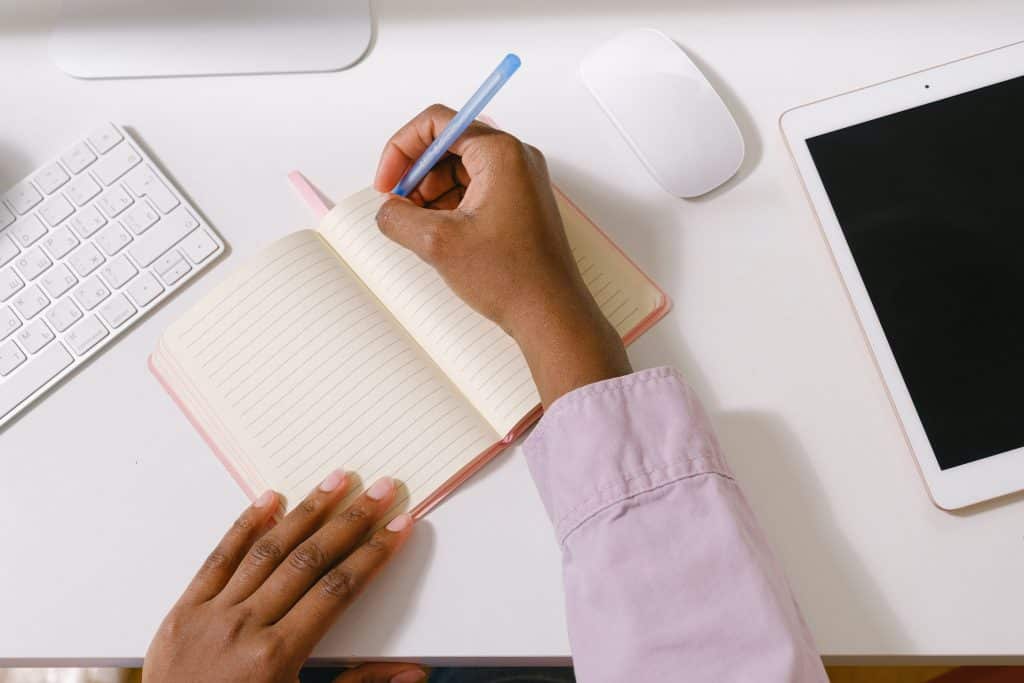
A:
[
  {"left": 16, "top": 319, "right": 55, "bottom": 354},
  {"left": 128, "top": 208, "right": 198, "bottom": 267},
  {"left": 94, "top": 144, "right": 142, "bottom": 186},
  {"left": 95, "top": 222, "right": 133, "bottom": 257},
  {"left": 39, "top": 195, "right": 75, "bottom": 227},
  {"left": 0, "top": 340, "right": 28, "bottom": 376},
  {"left": 14, "top": 248, "right": 52, "bottom": 282},
  {"left": 12, "top": 284, "right": 49, "bottom": 319},
  {"left": 67, "top": 243, "right": 105, "bottom": 278},
  {"left": 9, "top": 216, "right": 48, "bottom": 248},
  {"left": 69, "top": 206, "right": 107, "bottom": 239},
  {"left": 44, "top": 298, "right": 83, "bottom": 333},
  {"left": 35, "top": 163, "right": 70, "bottom": 195},
  {"left": 40, "top": 263, "right": 78, "bottom": 299},
  {"left": 1, "top": 204, "right": 16, "bottom": 230},
  {"left": 1, "top": 306, "right": 21, "bottom": 340},
  {"left": 4, "top": 182, "right": 42, "bottom": 215},
  {"left": 99, "top": 293, "right": 137, "bottom": 329},
  {"left": 65, "top": 174, "right": 101, "bottom": 207},
  {"left": 125, "top": 272, "right": 164, "bottom": 307},
  {"left": 65, "top": 316, "right": 108, "bottom": 356},
  {"left": 99, "top": 255, "right": 138, "bottom": 289},
  {"left": 180, "top": 229, "right": 218, "bottom": 264},
  {"left": 0, "top": 235, "right": 19, "bottom": 268},
  {"left": 88, "top": 124, "right": 124, "bottom": 154},
  {"left": 1, "top": 268, "right": 24, "bottom": 302},
  {"left": 42, "top": 227, "right": 80, "bottom": 261},
  {"left": 72, "top": 277, "right": 111, "bottom": 311},
  {"left": 0, "top": 342, "right": 73, "bottom": 417},
  {"left": 124, "top": 167, "right": 179, "bottom": 213},
  {"left": 62, "top": 142, "right": 97, "bottom": 174}
]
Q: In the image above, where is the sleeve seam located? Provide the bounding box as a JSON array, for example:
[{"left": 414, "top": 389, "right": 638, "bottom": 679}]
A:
[
  {"left": 550, "top": 453, "right": 729, "bottom": 529},
  {"left": 558, "top": 470, "right": 737, "bottom": 544}
]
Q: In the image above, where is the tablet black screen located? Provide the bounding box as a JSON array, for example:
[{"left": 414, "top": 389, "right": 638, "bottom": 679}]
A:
[{"left": 806, "top": 74, "right": 1024, "bottom": 470}]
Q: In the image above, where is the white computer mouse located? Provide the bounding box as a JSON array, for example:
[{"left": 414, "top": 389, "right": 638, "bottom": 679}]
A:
[{"left": 580, "top": 28, "right": 745, "bottom": 198}]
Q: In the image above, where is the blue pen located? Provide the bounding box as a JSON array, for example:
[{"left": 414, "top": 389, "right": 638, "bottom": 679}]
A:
[{"left": 392, "top": 53, "right": 521, "bottom": 197}]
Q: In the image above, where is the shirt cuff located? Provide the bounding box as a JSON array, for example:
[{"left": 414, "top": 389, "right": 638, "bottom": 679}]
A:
[{"left": 523, "top": 367, "right": 732, "bottom": 543}]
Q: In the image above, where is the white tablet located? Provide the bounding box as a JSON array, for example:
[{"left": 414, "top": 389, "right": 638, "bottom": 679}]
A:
[{"left": 781, "top": 42, "right": 1024, "bottom": 510}]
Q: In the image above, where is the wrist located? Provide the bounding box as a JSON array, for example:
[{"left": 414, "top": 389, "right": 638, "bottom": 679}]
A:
[{"left": 508, "top": 291, "right": 632, "bottom": 406}]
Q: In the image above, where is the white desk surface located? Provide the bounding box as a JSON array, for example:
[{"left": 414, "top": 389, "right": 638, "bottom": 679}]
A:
[{"left": 2, "top": 0, "right": 1024, "bottom": 667}]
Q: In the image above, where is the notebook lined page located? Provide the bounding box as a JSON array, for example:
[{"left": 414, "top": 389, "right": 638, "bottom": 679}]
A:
[
  {"left": 161, "top": 230, "right": 497, "bottom": 510},
  {"left": 318, "top": 188, "right": 665, "bottom": 436}
]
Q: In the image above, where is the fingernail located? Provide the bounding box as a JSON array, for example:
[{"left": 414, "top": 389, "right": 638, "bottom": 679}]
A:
[
  {"left": 366, "top": 477, "right": 395, "bottom": 501},
  {"left": 319, "top": 469, "right": 347, "bottom": 492},
  {"left": 253, "top": 490, "right": 276, "bottom": 508},
  {"left": 391, "top": 669, "right": 426, "bottom": 683},
  {"left": 386, "top": 513, "right": 412, "bottom": 532}
]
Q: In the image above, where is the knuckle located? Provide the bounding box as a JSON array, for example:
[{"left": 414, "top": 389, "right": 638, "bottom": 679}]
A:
[
  {"left": 160, "top": 608, "right": 187, "bottom": 641},
  {"left": 249, "top": 537, "right": 284, "bottom": 565},
  {"left": 423, "top": 103, "right": 450, "bottom": 117},
  {"left": 201, "top": 548, "right": 230, "bottom": 574},
  {"left": 298, "top": 496, "right": 319, "bottom": 517},
  {"left": 363, "top": 532, "right": 391, "bottom": 557},
  {"left": 341, "top": 504, "right": 371, "bottom": 525},
  {"left": 321, "top": 566, "right": 358, "bottom": 601},
  {"left": 232, "top": 514, "right": 254, "bottom": 533},
  {"left": 288, "top": 542, "right": 327, "bottom": 573},
  {"left": 252, "top": 631, "right": 287, "bottom": 669},
  {"left": 220, "top": 605, "right": 253, "bottom": 644}
]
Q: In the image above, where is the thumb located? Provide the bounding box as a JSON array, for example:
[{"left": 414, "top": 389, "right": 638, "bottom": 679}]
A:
[
  {"left": 332, "top": 662, "right": 427, "bottom": 683},
  {"left": 376, "top": 196, "right": 459, "bottom": 264}
]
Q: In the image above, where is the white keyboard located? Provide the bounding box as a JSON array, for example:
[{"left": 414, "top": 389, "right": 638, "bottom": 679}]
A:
[{"left": 0, "top": 123, "right": 224, "bottom": 428}]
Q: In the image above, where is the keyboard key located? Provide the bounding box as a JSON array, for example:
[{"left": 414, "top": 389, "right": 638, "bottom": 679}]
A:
[
  {"left": 0, "top": 342, "right": 73, "bottom": 417},
  {"left": 67, "top": 243, "right": 105, "bottom": 277},
  {"left": 0, "top": 268, "right": 24, "bottom": 302},
  {"left": 4, "top": 182, "right": 43, "bottom": 214},
  {"left": 0, "top": 204, "right": 14, "bottom": 230},
  {"left": 99, "top": 293, "right": 136, "bottom": 328},
  {"left": 0, "top": 234, "right": 18, "bottom": 268},
  {"left": 14, "top": 248, "right": 52, "bottom": 281},
  {"left": 42, "top": 227, "right": 80, "bottom": 260},
  {"left": 16, "top": 319, "right": 54, "bottom": 354},
  {"left": 97, "top": 186, "right": 133, "bottom": 218},
  {"left": 124, "top": 166, "right": 179, "bottom": 213},
  {"left": 35, "top": 163, "right": 70, "bottom": 195},
  {"left": 65, "top": 173, "right": 101, "bottom": 206},
  {"left": 0, "top": 306, "right": 20, "bottom": 340},
  {"left": 121, "top": 200, "right": 159, "bottom": 235},
  {"left": 88, "top": 124, "right": 124, "bottom": 154},
  {"left": 180, "top": 229, "right": 218, "bottom": 264},
  {"left": 12, "top": 284, "right": 48, "bottom": 319},
  {"left": 44, "top": 298, "right": 83, "bottom": 332},
  {"left": 69, "top": 205, "right": 107, "bottom": 239},
  {"left": 94, "top": 143, "right": 141, "bottom": 185},
  {"left": 125, "top": 271, "right": 163, "bottom": 307},
  {"left": 8, "top": 216, "right": 48, "bottom": 248},
  {"left": 100, "top": 255, "right": 137, "bottom": 288},
  {"left": 0, "top": 340, "right": 27, "bottom": 376},
  {"left": 61, "top": 142, "right": 97, "bottom": 174},
  {"left": 129, "top": 207, "right": 197, "bottom": 267},
  {"left": 155, "top": 251, "right": 192, "bottom": 286},
  {"left": 65, "top": 316, "right": 108, "bottom": 355},
  {"left": 40, "top": 263, "right": 77, "bottom": 298},
  {"left": 39, "top": 194, "right": 75, "bottom": 227},
  {"left": 72, "top": 277, "right": 111, "bottom": 311},
  {"left": 95, "top": 222, "right": 132, "bottom": 256}
]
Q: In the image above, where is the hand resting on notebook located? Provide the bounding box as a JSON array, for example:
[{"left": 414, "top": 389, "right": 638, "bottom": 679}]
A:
[
  {"left": 374, "top": 105, "right": 632, "bottom": 406},
  {"left": 144, "top": 473, "right": 426, "bottom": 683}
]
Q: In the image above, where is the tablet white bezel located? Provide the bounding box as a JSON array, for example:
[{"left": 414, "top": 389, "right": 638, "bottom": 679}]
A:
[{"left": 780, "top": 41, "right": 1024, "bottom": 510}]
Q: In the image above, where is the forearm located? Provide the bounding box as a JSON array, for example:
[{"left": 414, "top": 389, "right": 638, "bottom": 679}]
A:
[{"left": 523, "top": 368, "right": 827, "bottom": 683}]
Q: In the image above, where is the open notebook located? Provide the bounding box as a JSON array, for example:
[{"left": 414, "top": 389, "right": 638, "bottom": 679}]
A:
[{"left": 151, "top": 185, "right": 668, "bottom": 518}]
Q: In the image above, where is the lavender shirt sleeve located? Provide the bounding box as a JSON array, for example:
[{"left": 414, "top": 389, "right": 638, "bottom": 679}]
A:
[{"left": 522, "top": 367, "right": 827, "bottom": 682}]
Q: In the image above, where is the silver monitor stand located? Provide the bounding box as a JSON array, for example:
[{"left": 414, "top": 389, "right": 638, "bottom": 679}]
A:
[{"left": 50, "top": 0, "right": 372, "bottom": 79}]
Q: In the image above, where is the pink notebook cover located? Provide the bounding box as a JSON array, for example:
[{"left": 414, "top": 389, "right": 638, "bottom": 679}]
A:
[{"left": 150, "top": 173, "right": 671, "bottom": 519}]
